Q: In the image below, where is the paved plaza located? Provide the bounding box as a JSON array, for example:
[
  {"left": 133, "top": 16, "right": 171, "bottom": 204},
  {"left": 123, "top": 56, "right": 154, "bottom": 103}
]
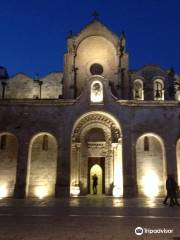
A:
[{"left": 0, "top": 197, "right": 180, "bottom": 240}]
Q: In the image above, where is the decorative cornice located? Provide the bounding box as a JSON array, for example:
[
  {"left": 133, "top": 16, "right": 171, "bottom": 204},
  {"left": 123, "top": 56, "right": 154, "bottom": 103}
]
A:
[
  {"left": 116, "top": 100, "right": 180, "bottom": 107},
  {"left": 0, "top": 99, "right": 76, "bottom": 106}
]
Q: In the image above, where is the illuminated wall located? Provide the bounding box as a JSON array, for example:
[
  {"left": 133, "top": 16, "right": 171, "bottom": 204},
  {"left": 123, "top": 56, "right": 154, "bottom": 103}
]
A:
[
  {"left": 4, "top": 72, "right": 63, "bottom": 99},
  {"left": 0, "top": 133, "right": 18, "bottom": 198},
  {"left": 76, "top": 36, "right": 118, "bottom": 95},
  {"left": 71, "top": 111, "right": 122, "bottom": 196},
  {"left": 27, "top": 133, "right": 57, "bottom": 198},
  {"left": 136, "top": 134, "right": 166, "bottom": 197}
]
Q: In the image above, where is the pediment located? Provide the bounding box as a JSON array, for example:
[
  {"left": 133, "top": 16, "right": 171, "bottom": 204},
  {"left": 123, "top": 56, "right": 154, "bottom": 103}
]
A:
[{"left": 75, "top": 20, "right": 119, "bottom": 47}]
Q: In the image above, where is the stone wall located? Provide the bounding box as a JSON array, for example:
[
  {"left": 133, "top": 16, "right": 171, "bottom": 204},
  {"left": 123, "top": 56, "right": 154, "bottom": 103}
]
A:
[
  {"left": 3, "top": 72, "right": 63, "bottom": 99},
  {"left": 76, "top": 36, "right": 118, "bottom": 96},
  {"left": 136, "top": 135, "right": 166, "bottom": 196},
  {"left": 28, "top": 134, "right": 57, "bottom": 197},
  {"left": 0, "top": 81, "right": 180, "bottom": 198},
  {"left": 0, "top": 134, "right": 18, "bottom": 197}
]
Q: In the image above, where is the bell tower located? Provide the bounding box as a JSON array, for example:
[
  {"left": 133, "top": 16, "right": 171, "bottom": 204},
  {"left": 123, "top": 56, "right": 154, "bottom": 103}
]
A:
[{"left": 63, "top": 19, "right": 129, "bottom": 99}]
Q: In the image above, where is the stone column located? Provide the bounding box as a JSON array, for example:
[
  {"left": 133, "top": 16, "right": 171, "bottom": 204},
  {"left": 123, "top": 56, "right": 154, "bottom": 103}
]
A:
[
  {"left": 164, "top": 137, "right": 177, "bottom": 178},
  {"left": 76, "top": 143, "right": 81, "bottom": 184},
  {"left": 105, "top": 143, "right": 113, "bottom": 195},
  {"left": 14, "top": 138, "right": 29, "bottom": 198},
  {"left": 112, "top": 143, "right": 118, "bottom": 185},
  {"left": 55, "top": 134, "right": 71, "bottom": 197},
  {"left": 112, "top": 140, "right": 123, "bottom": 196},
  {"left": 70, "top": 143, "right": 77, "bottom": 185},
  {"left": 79, "top": 142, "right": 88, "bottom": 195},
  {"left": 122, "top": 130, "right": 138, "bottom": 197},
  {"left": 70, "top": 142, "right": 81, "bottom": 185}
]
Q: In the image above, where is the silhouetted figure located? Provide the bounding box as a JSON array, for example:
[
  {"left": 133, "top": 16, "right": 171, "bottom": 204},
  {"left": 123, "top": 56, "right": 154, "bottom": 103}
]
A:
[
  {"left": 92, "top": 174, "right": 98, "bottom": 194},
  {"left": 163, "top": 174, "right": 180, "bottom": 207}
]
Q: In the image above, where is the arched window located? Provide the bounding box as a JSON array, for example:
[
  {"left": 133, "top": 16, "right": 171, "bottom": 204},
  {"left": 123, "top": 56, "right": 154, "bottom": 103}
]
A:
[
  {"left": 42, "top": 135, "right": 48, "bottom": 151},
  {"left": 154, "top": 79, "right": 164, "bottom": 100},
  {"left": 133, "top": 80, "right": 144, "bottom": 100},
  {"left": 0, "top": 135, "right": 7, "bottom": 150},
  {"left": 90, "top": 80, "right": 103, "bottom": 103},
  {"left": 144, "top": 136, "right": 149, "bottom": 151}
]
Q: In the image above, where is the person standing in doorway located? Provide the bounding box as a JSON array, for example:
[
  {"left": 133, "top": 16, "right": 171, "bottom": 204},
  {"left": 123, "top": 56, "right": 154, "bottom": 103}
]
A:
[{"left": 92, "top": 174, "right": 98, "bottom": 194}]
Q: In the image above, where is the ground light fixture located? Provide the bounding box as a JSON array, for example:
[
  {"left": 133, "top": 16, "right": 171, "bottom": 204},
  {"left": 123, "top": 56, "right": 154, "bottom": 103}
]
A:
[
  {"left": 0, "top": 184, "right": 8, "bottom": 199},
  {"left": 112, "top": 186, "right": 122, "bottom": 197},
  {"left": 70, "top": 185, "right": 80, "bottom": 197},
  {"left": 34, "top": 186, "right": 48, "bottom": 199}
]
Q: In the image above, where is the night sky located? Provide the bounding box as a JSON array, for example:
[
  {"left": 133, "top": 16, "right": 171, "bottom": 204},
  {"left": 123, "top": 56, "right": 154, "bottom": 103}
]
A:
[{"left": 0, "top": 0, "right": 180, "bottom": 77}]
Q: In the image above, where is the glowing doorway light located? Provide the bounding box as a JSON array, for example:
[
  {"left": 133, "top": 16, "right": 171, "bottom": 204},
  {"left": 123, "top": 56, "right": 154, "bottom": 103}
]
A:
[
  {"left": 34, "top": 186, "right": 48, "bottom": 199},
  {"left": 90, "top": 164, "right": 102, "bottom": 195},
  {"left": 143, "top": 170, "right": 159, "bottom": 198},
  {"left": 0, "top": 185, "right": 8, "bottom": 199}
]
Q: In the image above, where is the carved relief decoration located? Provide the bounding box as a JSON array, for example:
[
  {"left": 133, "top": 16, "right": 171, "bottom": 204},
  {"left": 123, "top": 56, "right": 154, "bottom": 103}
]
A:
[
  {"left": 87, "top": 141, "right": 107, "bottom": 157},
  {"left": 72, "top": 113, "right": 121, "bottom": 143}
]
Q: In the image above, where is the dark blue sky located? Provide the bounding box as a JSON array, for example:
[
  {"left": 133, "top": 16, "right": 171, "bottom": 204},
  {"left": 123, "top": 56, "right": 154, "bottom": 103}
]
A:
[{"left": 1, "top": 0, "right": 180, "bottom": 77}]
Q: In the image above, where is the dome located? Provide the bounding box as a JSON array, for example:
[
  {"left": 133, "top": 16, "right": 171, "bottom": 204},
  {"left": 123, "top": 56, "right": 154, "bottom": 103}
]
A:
[
  {"left": 139, "top": 65, "right": 166, "bottom": 79},
  {"left": 0, "top": 66, "right": 9, "bottom": 80},
  {"left": 132, "top": 64, "right": 167, "bottom": 82}
]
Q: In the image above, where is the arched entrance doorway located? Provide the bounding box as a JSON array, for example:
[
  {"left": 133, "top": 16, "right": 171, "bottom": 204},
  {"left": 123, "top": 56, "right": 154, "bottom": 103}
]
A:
[
  {"left": 70, "top": 111, "right": 123, "bottom": 196},
  {"left": 136, "top": 133, "right": 166, "bottom": 197}
]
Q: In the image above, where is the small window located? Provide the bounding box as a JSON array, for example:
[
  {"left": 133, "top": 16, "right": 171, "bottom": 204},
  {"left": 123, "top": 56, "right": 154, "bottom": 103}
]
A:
[
  {"left": 144, "top": 136, "right": 149, "bottom": 151},
  {"left": 133, "top": 80, "right": 144, "bottom": 100},
  {"left": 154, "top": 79, "right": 164, "bottom": 100},
  {"left": 90, "top": 80, "right": 103, "bottom": 103},
  {"left": 42, "top": 135, "right": 48, "bottom": 151},
  {"left": 0, "top": 135, "right": 7, "bottom": 150}
]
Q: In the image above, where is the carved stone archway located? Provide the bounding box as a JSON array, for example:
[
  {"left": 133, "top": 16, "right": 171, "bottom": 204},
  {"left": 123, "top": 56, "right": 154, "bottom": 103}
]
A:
[{"left": 70, "top": 111, "right": 123, "bottom": 196}]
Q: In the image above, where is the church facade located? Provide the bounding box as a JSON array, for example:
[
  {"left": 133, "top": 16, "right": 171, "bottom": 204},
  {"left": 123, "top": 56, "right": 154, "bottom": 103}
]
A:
[{"left": 0, "top": 20, "right": 180, "bottom": 199}]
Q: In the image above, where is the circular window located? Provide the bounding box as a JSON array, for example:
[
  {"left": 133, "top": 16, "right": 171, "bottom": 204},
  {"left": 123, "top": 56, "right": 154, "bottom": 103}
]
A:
[{"left": 90, "top": 63, "right": 103, "bottom": 75}]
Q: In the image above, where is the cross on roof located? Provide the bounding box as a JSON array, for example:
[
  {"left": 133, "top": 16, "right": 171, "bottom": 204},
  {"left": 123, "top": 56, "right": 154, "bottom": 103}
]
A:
[{"left": 92, "top": 11, "right": 100, "bottom": 19}]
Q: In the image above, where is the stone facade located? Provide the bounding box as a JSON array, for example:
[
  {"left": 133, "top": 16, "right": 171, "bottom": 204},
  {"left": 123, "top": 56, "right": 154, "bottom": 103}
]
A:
[
  {"left": 0, "top": 72, "right": 63, "bottom": 99},
  {"left": 0, "top": 19, "right": 180, "bottom": 199}
]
